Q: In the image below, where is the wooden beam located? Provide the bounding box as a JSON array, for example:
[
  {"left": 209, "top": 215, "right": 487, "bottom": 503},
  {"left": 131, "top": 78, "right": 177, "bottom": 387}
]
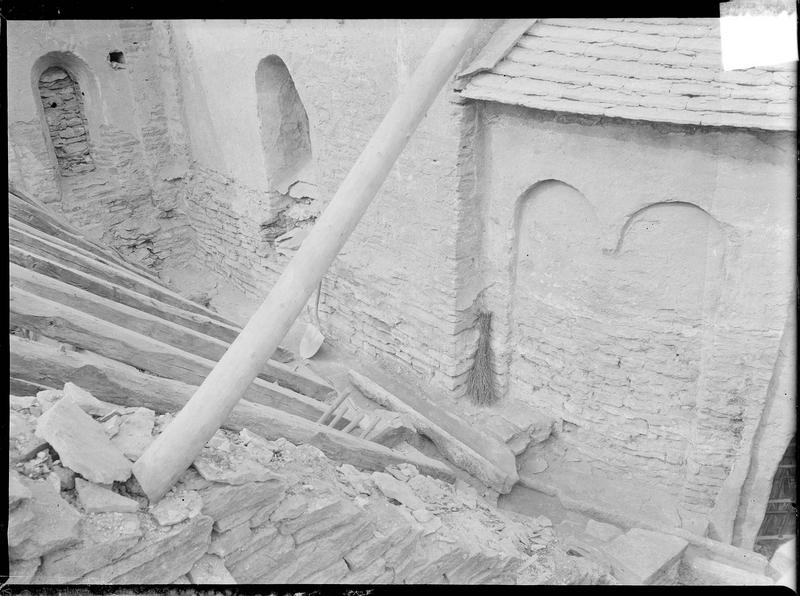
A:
[
  {"left": 9, "top": 245, "right": 294, "bottom": 363},
  {"left": 133, "top": 19, "right": 481, "bottom": 501},
  {"left": 10, "top": 263, "right": 333, "bottom": 400},
  {"left": 9, "top": 222, "right": 231, "bottom": 323},
  {"left": 8, "top": 188, "right": 163, "bottom": 284},
  {"left": 349, "top": 369, "right": 519, "bottom": 493},
  {"left": 9, "top": 286, "right": 341, "bottom": 425},
  {"left": 9, "top": 335, "right": 456, "bottom": 483}
]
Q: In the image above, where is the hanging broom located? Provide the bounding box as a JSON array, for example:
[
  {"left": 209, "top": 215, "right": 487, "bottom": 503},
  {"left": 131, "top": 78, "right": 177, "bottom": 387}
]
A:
[{"left": 466, "top": 310, "right": 499, "bottom": 405}]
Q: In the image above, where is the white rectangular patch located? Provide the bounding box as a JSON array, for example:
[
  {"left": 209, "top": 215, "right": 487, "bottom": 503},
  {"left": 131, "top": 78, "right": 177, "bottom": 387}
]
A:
[{"left": 720, "top": 12, "right": 798, "bottom": 71}]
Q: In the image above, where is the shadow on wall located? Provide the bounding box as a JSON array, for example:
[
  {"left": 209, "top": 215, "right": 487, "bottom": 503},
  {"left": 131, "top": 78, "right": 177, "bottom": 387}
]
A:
[{"left": 255, "top": 55, "right": 313, "bottom": 194}]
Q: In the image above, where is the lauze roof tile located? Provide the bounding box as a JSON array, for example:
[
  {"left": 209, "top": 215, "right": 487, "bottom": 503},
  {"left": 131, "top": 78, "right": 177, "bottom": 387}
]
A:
[{"left": 460, "top": 18, "right": 797, "bottom": 131}]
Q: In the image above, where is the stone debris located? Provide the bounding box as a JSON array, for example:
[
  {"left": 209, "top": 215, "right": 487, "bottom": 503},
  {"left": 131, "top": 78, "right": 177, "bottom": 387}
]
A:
[
  {"left": 35, "top": 389, "right": 63, "bottom": 412},
  {"left": 150, "top": 490, "right": 204, "bottom": 526},
  {"left": 35, "top": 393, "right": 132, "bottom": 484},
  {"left": 9, "top": 475, "right": 82, "bottom": 561},
  {"left": 75, "top": 477, "right": 140, "bottom": 513},
  {"left": 371, "top": 471, "right": 426, "bottom": 510},
  {"left": 35, "top": 512, "right": 143, "bottom": 583},
  {"left": 194, "top": 435, "right": 279, "bottom": 485},
  {"left": 10, "top": 468, "right": 33, "bottom": 507},
  {"left": 188, "top": 554, "right": 236, "bottom": 584},
  {"left": 9, "top": 410, "right": 49, "bottom": 463},
  {"left": 62, "top": 382, "right": 122, "bottom": 417},
  {"left": 110, "top": 406, "right": 155, "bottom": 460},
  {"left": 50, "top": 463, "right": 76, "bottom": 490},
  {"left": 11, "top": 390, "right": 611, "bottom": 585},
  {"left": 102, "top": 415, "right": 123, "bottom": 438},
  {"left": 11, "top": 395, "right": 36, "bottom": 411}
]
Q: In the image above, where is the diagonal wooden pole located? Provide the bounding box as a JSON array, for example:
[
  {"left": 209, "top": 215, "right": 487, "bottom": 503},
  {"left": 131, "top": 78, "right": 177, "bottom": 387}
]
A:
[{"left": 133, "top": 19, "right": 481, "bottom": 501}]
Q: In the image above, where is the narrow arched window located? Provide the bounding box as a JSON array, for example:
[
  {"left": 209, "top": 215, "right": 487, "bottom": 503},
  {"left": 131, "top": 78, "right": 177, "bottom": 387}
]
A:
[
  {"left": 38, "top": 66, "right": 95, "bottom": 176},
  {"left": 255, "top": 56, "right": 312, "bottom": 193}
]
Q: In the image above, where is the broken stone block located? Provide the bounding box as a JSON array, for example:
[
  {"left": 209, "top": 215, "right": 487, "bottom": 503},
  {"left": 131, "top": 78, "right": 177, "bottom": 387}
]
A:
[
  {"left": 8, "top": 498, "right": 36, "bottom": 553},
  {"left": 75, "top": 477, "right": 139, "bottom": 513},
  {"left": 10, "top": 395, "right": 36, "bottom": 411},
  {"left": 35, "top": 512, "right": 143, "bottom": 583},
  {"left": 9, "top": 476, "right": 82, "bottom": 560},
  {"left": 149, "top": 490, "right": 203, "bottom": 526},
  {"left": 35, "top": 394, "right": 132, "bottom": 484},
  {"left": 585, "top": 519, "right": 624, "bottom": 542},
  {"left": 605, "top": 528, "right": 689, "bottom": 584},
  {"left": 771, "top": 537, "right": 796, "bottom": 577},
  {"left": 51, "top": 464, "right": 76, "bottom": 490},
  {"left": 9, "top": 469, "right": 32, "bottom": 508},
  {"left": 227, "top": 526, "right": 296, "bottom": 582},
  {"left": 7, "top": 558, "right": 41, "bottom": 584},
  {"left": 188, "top": 554, "right": 236, "bottom": 584},
  {"left": 193, "top": 442, "right": 279, "bottom": 485},
  {"left": 35, "top": 389, "right": 63, "bottom": 412},
  {"left": 413, "top": 508, "right": 435, "bottom": 523},
  {"left": 9, "top": 410, "right": 49, "bottom": 463},
  {"left": 102, "top": 415, "right": 122, "bottom": 438},
  {"left": 420, "top": 515, "right": 443, "bottom": 536},
  {"left": 292, "top": 498, "right": 362, "bottom": 545},
  {"left": 111, "top": 407, "right": 155, "bottom": 461},
  {"left": 62, "top": 382, "right": 121, "bottom": 417},
  {"left": 371, "top": 471, "right": 426, "bottom": 510},
  {"left": 75, "top": 514, "right": 214, "bottom": 584}
]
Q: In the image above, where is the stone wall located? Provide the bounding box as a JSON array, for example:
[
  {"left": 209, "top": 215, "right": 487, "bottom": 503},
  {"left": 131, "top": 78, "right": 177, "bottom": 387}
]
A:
[
  {"left": 471, "top": 103, "right": 795, "bottom": 525},
  {"left": 6, "top": 20, "right": 194, "bottom": 270},
  {"left": 8, "top": 384, "right": 610, "bottom": 585}
]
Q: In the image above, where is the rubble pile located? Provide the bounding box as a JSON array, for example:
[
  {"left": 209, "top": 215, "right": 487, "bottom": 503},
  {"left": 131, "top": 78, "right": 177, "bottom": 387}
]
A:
[{"left": 8, "top": 382, "right": 614, "bottom": 585}]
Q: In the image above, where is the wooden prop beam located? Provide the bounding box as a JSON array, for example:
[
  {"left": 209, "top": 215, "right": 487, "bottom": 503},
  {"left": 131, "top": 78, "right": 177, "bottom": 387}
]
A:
[
  {"left": 132, "top": 20, "right": 481, "bottom": 501},
  {"left": 349, "top": 369, "right": 519, "bottom": 493},
  {"left": 10, "top": 264, "right": 333, "bottom": 400}
]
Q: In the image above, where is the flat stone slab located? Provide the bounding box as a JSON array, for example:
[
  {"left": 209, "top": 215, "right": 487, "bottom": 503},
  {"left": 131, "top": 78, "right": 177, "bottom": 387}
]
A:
[
  {"left": 75, "top": 478, "right": 139, "bottom": 513},
  {"left": 9, "top": 476, "right": 82, "bottom": 560},
  {"left": 35, "top": 395, "right": 132, "bottom": 484},
  {"left": 111, "top": 407, "right": 155, "bottom": 461},
  {"left": 188, "top": 554, "right": 236, "bottom": 584},
  {"left": 36, "top": 512, "right": 143, "bottom": 583},
  {"left": 605, "top": 528, "right": 688, "bottom": 584},
  {"left": 10, "top": 469, "right": 32, "bottom": 508},
  {"left": 193, "top": 442, "right": 278, "bottom": 485}
]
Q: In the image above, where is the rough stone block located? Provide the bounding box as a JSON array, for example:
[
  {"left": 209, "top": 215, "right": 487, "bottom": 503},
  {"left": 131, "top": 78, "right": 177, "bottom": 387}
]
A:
[
  {"left": 75, "top": 478, "right": 139, "bottom": 514},
  {"left": 208, "top": 522, "right": 253, "bottom": 559},
  {"left": 35, "top": 395, "right": 132, "bottom": 484},
  {"left": 149, "top": 490, "right": 203, "bottom": 526},
  {"left": 62, "top": 382, "right": 121, "bottom": 418},
  {"left": 36, "top": 512, "right": 142, "bottom": 583},
  {"left": 199, "top": 479, "right": 285, "bottom": 526},
  {"left": 9, "top": 476, "right": 82, "bottom": 561},
  {"left": 605, "top": 528, "right": 689, "bottom": 584},
  {"left": 9, "top": 469, "right": 32, "bottom": 508},
  {"left": 76, "top": 514, "right": 214, "bottom": 584},
  {"left": 110, "top": 407, "right": 155, "bottom": 461},
  {"left": 371, "top": 471, "right": 426, "bottom": 510},
  {"left": 8, "top": 558, "right": 41, "bottom": 584}
]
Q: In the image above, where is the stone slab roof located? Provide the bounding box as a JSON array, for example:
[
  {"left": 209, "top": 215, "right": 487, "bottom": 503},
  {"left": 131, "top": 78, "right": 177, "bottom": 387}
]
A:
[{"left": 460, "top": 19, "right": 797, "bottom": 131}]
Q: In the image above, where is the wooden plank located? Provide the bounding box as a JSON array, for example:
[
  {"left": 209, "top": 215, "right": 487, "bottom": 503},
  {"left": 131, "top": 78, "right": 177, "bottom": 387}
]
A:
[
  {"left": 8, "top": 286, "right": 340, "bottom": 426},
  {"left": 9, "top": 222, "right": 232, "bottom": 323},
  {"left": 8, "top": 246, "right": 294, "bottom": 362},
  {"left": 349, "top": 369, "right": 519, "bottom": 493},
  {"left": 8, "top": 189, "right": 163, "bottom": 284},
  {"left": 9, "top": 334, "right": 456, "bottom": 483},
  {"left": 9, "top": 264, "right": 333, "bottom": 400}
]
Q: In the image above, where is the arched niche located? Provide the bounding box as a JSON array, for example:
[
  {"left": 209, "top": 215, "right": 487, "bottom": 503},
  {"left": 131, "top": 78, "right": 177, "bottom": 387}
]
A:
[
  {"left": 255, "top": 55, "right": 312, "bottom": 193},
  {"left": 30, "top": 52, "right": 101, "bottom": 178}
]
